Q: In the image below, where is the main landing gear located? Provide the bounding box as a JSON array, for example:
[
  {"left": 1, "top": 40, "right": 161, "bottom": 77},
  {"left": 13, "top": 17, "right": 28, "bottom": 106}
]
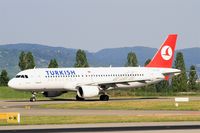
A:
[
  {"left": 76, "top": 95, "right": 85, "bottom": 101},
  {"left": 99, "top": 94, "right": 109, "bottom": 101},
  {"left": 30, "top": 92, "right": 37, "bottom": 102}
]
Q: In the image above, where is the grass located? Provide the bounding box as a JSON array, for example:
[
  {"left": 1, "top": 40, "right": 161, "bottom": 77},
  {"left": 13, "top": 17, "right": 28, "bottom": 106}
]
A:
[
  {"left": 2, "top": 87, "right": 200, "bottom": 125},
  {"left": 40, "top": 100, "right": 200, "bottom": 111},
  {"left": 0, "top": 86, "right": 31, "bottom": 100},
  {"left": 0, "top": 86, "right": 75, "bottom": 100},
  {"left": 2, "top": 115, "right": 200, "bottom": 125},
  {"left": 1, "top": 86, "right": 200, "bottom": 100}
]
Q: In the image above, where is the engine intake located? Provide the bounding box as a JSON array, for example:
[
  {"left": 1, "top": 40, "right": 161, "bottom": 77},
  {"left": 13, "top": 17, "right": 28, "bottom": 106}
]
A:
[{"left": 77, "top": 86, "right": 100, "bottom": 98}]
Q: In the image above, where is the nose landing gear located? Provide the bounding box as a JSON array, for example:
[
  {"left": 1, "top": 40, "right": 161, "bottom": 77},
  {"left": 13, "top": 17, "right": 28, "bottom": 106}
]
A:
[{"left": 30, "top": 92, "right": 37, "bottom": 102}]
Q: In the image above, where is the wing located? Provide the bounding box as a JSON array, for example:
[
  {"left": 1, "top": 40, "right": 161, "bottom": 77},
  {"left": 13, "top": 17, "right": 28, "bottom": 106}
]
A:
[{"left": 76, "top": 77, "right": 163, "bottom": 89}]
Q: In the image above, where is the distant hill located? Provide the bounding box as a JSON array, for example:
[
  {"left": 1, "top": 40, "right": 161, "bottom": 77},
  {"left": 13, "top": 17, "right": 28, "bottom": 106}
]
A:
[{"left": 0, "top": 43, "right": 199, "bottom": 77}]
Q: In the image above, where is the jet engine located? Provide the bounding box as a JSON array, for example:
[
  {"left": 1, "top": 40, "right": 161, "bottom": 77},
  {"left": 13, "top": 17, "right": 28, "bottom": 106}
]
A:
[
  {"left": 43, "top": 91, "right": 66, "bottom": 97},
  {"left": 76, "top": 86, "right": 100, "bottom": 98}
]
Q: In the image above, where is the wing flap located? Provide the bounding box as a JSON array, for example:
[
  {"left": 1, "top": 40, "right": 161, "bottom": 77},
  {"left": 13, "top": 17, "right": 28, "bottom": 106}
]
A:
[{"left": 78, "top": 78, "right": 152, "bottom": 86}]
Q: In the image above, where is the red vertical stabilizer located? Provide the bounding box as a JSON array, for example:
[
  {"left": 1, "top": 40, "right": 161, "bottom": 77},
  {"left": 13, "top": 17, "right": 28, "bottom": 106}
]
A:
[{"left": 146, "top": 34, "right": 177, "bottom": 68}]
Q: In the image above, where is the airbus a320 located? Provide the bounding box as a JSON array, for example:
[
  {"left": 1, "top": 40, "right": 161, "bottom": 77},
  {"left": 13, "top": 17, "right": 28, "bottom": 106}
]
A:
[{"left": 8, "top": 34, "right": 180, "bottom": 102}]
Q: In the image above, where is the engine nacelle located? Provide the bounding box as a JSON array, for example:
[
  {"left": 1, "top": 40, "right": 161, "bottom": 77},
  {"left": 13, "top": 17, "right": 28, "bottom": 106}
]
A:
[
  {"left": 43, "top": 91, "right": 66, "bottom": 97},
  {"left": 76, "top": 86, "right": 100, "bottom": 98}
]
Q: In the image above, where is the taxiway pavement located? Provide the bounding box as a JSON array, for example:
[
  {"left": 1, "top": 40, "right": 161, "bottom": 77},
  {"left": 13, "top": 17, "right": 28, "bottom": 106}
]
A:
[
  {"left": 0, "top": 98, "right": 200, "bottom": 116},
  {"left": 1, "top": 97, "right": 200, "bottom": 133},
  {"left": 1, "top": 122, "right": 200, "bottom": 133}
]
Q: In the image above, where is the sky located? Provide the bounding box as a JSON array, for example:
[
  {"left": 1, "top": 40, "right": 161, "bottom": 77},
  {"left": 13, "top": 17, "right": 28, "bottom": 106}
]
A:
[{"left": 0, "top": 0, "right": 199, "bottom": 52}]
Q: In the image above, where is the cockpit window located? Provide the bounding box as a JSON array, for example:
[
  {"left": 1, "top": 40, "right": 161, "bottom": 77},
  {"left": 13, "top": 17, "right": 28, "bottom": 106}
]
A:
[
  {"left": 16, "top": 75, "right": 21, "bottom": 78},
  {"left": 16, "top": 75, "right": 29, "bottom": 78}
]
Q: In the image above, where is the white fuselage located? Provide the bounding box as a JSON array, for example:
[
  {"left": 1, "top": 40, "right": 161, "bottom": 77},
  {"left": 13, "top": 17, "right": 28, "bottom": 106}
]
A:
[{"left": 8, "top": 67, "right": 180, "bottom": 92}]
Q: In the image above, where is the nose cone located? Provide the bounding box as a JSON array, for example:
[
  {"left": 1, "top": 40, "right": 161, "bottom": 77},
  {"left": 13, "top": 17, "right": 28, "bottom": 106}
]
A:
[
  {"left": 8, "top": 79, "right": 24, "bottom": 90},
  {"left": 8, "top": 79, "right": 16, "bottom": 89}
]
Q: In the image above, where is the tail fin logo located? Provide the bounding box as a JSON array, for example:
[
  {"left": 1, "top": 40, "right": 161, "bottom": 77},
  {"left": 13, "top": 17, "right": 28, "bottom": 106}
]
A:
[{"left": 161, "top": 45, "right": 172, "bottom": 60}]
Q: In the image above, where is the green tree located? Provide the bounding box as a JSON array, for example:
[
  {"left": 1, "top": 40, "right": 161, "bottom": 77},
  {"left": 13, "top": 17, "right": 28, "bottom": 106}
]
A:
[
  {"left": 172, "top": 52, "right": 188, "bottom": 92},
  {"left": 18, "top": 51, "right": 26, "bottom": 71},
  {"left": 26, "top": 52, "right": 35, "bottom": 69},
  {"left": 74, "top": 49, "right": 89, "bottom": 67},
  {"left": 188, "top": 65, "right": 198, "bottom": 91},
  {"left": 144, "top": 59, "right": 151, "bottom": 66},
  {"left": 155, "top": 80, "right": 169, "bottom": 93},
  {"left": 126, "top": 52, "right": 138, "bottom": 67},
  {"left": 48, "top": 59, "right": 58, "bottom": 68},
  {"left": 18, "top": 51, "right": 35, "bottom": 70},
  {"left": 0, "top": 70, "right": 9, "bottom": 86}
]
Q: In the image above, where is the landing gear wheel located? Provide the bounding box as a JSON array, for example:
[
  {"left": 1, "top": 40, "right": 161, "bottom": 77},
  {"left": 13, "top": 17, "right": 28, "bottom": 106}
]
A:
[
  {"left": 30, "top": 97, "right": 36, "bottom": 102},
  {"left": 76, "top": 95, "right": 85, "bottom": 101},
  {"left": 100, "top": 95, "right": 109, "bottom": 101},
  {"left": 30, "top": 92, "right": 36, "bottom": 102}
]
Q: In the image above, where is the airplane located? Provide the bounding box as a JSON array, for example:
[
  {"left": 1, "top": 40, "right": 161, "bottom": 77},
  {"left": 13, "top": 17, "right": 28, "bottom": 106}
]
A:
[{"left": 8, "top": 34, "right": 181, "bottom": 102}]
